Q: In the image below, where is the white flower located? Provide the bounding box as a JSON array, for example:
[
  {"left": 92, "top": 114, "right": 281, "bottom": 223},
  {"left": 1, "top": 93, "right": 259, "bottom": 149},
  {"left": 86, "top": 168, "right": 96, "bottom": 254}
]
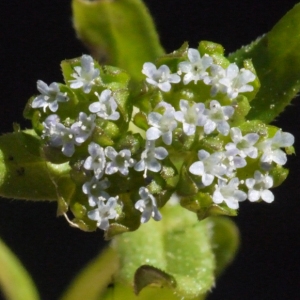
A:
[
  {"left": 207, "top": 63, "right": 256, "bottom": 99},
  {"left": 142, "top": 62, "right": 180, "bottom": 92},
  {"left": 134, "top": 140, "right": 168, "bottom": 178},
  {"left": 88, "top": 196, "right": 120, "bottom": 230},
  {"left": 204, "top": 64, "right": 228, "bottom": 96},
  {"left": 89, "top": 89, "right": 120, "bottom": 121},
  {"left": 220, "top": 150, "right": 246, "bottom": 178},
  {"left": 32, "top": 80, "right": 68, "bottom": 112},
  {"left": 174, "top": 99, "right": 206, "bottom": 135},
  {"left": 225, "top": 127, "right": 259, "bottom": 159},
  {"left": 258, "top": 130, "right": 294, "bottom": 168},
  {"left": 69, "top": 55, "right": 100, "bottom": 93},
  {"left": 42, "top": 114, "right": 60, "bottom": 134},
  {"left": 178, "top": 48, "right": 213, "bottom": 84},
  {"left": 146, "top": 106, "right": 177, "bottom": 145},
  {"left": 82, "top": 177, "right": 110, "bottom": 207},
  {"left": 42, "top": 115, "right": 77, "bottom": 157},
  {"left": 245, "top": 171, "right": 274, "bottom": 203},
  {"left": 105, "top": 146, "right": 135, "bottom": 176},
  {"left": 203, "top": 100, "right": 234, "bottom": 136},
  {"left": 84, "top": 142, "right": 106, "bottom": 179},
  {"left": 135, "top": 187, "right": 162, "bottom": 223},
  {"left": 71, "top": 112, "right": 96, "bottom": 144},
  {"left": 189, "top": 150, "right": 227, "bottom": 186},
  {"left": 213, "top": 178, "right": 247, "bottom": 209}
]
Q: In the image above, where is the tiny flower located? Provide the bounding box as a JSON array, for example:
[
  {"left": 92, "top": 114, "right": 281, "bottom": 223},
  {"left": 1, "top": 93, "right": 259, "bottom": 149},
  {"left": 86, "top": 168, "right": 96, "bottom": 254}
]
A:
[
  {"left": 142, "top": 62, "right": 180, "bottom": 92},
  {"left": 174, "top": 99, "right": 206, "bottom": 135},
  {"left": 213, "top": 178, "right": 247, "bottom": 209},
  {"left": 178, "top": 48, "right": 213, "bottom": 84},
  {"left": 220, "top": 150, "right": 246, "bottom": 178},
  {"left": 207, "top": 63, "right": 256, "bottom": 99},
  {"left": 134, "top": 140, "right": 168, "bottom": 178},
  {"left": 42, "top": 114, "right": 60, "bottom": 135},
  {"left": 225, "top": 127, "right": 259, "bottom": 159},
  {"left": 42, "top": 116, "right": 77, "bottom": 157},
  {"left": 84, "top": 142, "right": 106, "bottom": 179},
  {"left": 146, "top": 105, "right": 177, "bottom": 145},
  {"left": 105, "top": 146, "right": 136, "bottom": 176},
  {"left": 258, "top": 130, "right": 294, "bottom": 168},
  {"left": 69, "top": 54, "right": 100, "bottom": 93},
  {"left": 71, "top": 112, "right": 96, "bottom": 144},
  {"left": 245, "top": 171, "right": 274, "bottom": 203},
  {"left": 32, "top": 80, "right": 68, "bottom": 112},
  {"left": 189, "top": 150, "right": 227, "bottom": 186},
  {"left": 203, "top": 64, "right": 228, "bottom": 96},
  {"left": 88, "top": 196, "right": 120, "bottom": 230},
  {"left": 89, "top": 89, "right": 120, "bottom": 121},
  {"left": 203, "top": 100, "right": 234, "bottom": 136},
  {"left": 82, "top": 177, "right": 110, "bottom": 207},
  {"left": 135, "top": 187, "right": 162, "bottom": 223}
]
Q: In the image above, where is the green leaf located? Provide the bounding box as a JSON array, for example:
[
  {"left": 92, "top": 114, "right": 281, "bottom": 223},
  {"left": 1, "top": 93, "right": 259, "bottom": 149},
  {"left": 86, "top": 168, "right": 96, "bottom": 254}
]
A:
[
  {"left": 208, "top": 217, "right": 239, "bottom": 276},
  {"left": 60, "top": 247, "right": 118, "bottom": 300},
  {"left": 114, "top": 205, "right": 215, "bottom": 299},
  {"left": 228, "top": 3, "right": 300, "bottom": 123},
  {"left": 0, "top": 237, "right": 40, "bottom": 300},
  {"left": 72, "top": 0, "right": 164, "bottom": 83},
  {"left": 0, "top": 130, "right": 73, "bottom": 202}
]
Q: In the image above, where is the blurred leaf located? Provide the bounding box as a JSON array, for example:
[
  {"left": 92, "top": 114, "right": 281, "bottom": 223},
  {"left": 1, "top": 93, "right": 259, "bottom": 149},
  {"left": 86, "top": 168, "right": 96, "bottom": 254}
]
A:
[
  {"left": 229, "top": 3, "right": 300, "bottom": 123},
  {"left": 60, "top": 247, "right": 118, "bottom": 300},
  {"left": 72, "top": 0, "right": 164, "bottom": 83},
  {"left": 0, "top": 237, "right": 39, "bottom": 300},
  {"left": 208, "top": 217, "right": 239, "bottom": 277}
]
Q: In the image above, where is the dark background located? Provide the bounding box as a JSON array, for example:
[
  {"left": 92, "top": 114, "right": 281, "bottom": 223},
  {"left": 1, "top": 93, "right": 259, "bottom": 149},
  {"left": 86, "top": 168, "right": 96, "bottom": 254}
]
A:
[{"left": 1, "top": 1, "right": 300, "bottom": 299}]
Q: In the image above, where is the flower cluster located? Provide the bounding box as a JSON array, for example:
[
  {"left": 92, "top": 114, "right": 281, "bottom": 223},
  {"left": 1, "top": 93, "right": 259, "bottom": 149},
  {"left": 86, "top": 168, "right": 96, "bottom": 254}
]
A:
[{"left": 28, "top": 44, "right": 294, "bottom": 235}]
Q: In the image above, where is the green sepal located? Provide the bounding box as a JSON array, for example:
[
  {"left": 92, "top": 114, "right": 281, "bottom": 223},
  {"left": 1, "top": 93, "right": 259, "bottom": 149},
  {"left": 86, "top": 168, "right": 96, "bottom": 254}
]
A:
[
  {"left": 239, "top": 120, "right": 268, "bottom": 136},
  {"left": 199, "top": 41, "right": 229, "bottom": 68},
  {"left": 180, "top": 192, "right": 237, "bottom": 220},
  {"left": 269, "top": 166, "right": 289, "bottom": 188},
  {"left": 51, "top": 166, "right": 76, "bottom": 216},
  {"left": 23, "top": 96, "right": 36, "bottom": 120},
  {"left": 197, "top": 135, "right": 224, "bottom": 153},
  {"left": 72, "top": 0, "right": 164, "bottom": 83},
  {"left": 104, "top": 223, "right": 130, "bottom": 240},
  {"left": 91, "top": 122, "right": 116, "bottom": 147},
  {"left": 285, "top": 145, "right": 295, "bottom": 156},
  {"left": 228, "top": 3, "right": 300, "bottom": 123},
  {"left": 172, "top": 128, "right": 196, "bottom": 152},
  {"left": 113, "top": 89, "right": 132, "bottom": 125},
  {"left": 132, "top": 111, "right": 148, "bottom": 131},
  {"left": 228, "top": 95, "right": 251, "bottom": 126},
  {"left": 155, "top": 42, "right": 189, "bottom": 71},
  {"left": 100, "top": 65, "right": 130, "bottom": 91},
  {"left": 177, "top": 163, "right": 198, "bottom": 196},
  {"left": 108, "top": 192, "right": 141, "bottom": 234},
  {"left": 242, "top": 59, "right": 261, "bottom": 102},
  {"left": 114, "top": 131, "right": 143, "bottom": 155}
]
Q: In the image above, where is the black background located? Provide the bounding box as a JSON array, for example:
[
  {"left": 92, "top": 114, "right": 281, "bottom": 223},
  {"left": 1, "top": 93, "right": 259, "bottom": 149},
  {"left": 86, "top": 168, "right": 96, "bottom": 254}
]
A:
[{"left": 1, "top": 1, "right": 300, "bottom": 299}]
